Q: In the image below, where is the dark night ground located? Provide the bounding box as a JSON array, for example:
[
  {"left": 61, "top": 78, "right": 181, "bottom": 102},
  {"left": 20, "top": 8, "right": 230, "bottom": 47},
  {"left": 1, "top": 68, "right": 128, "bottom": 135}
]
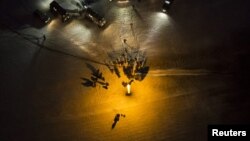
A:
[{"left": 0, "top": 0, "right": 250, "bottom": 141}]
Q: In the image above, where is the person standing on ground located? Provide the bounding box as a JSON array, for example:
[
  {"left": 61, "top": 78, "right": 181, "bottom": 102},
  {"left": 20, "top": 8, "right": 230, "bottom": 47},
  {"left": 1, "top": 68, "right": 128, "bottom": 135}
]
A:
[{"left": 43, "top": 34, "right": 46, "bottom": 41}]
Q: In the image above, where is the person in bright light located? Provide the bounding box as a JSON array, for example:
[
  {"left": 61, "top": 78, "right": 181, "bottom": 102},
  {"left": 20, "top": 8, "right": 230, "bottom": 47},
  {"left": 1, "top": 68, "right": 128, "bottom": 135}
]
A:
[{"left": 127, "top": 84, "right": 131, "bottom": 94}]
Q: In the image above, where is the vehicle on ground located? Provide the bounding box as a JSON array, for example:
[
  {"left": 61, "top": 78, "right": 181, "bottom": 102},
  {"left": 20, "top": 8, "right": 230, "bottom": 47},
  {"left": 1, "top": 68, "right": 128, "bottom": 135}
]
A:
[
  {"left": 50, "top": 1, "right": 71, "bottom": 22},
  {"left": 85, "top": 7, "right": 106, "bottom": 27},
  {"left": 162, "top": 0, "right": 174, "bottom": 13},
  {"left": 33, "top": 9, "right": 51, "bottom": 24}
]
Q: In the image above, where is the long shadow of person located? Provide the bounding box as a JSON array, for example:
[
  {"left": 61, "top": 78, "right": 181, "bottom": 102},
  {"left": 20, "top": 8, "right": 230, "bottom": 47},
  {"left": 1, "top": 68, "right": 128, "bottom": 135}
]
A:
[
  {"left": 86, "top": 63, "right": 97, "bottom": 74},
  {"left": 86, "top": 63, "right": 105, "bottom": 80},
  {"left": 111, "top": 114, "right": 120, "bottom": 129},
  {"left": 132, "top": 5, "right": 144, "bottom": 21},
  {"left": 81, "top": 77, "right": 96, "bottom": 87}
]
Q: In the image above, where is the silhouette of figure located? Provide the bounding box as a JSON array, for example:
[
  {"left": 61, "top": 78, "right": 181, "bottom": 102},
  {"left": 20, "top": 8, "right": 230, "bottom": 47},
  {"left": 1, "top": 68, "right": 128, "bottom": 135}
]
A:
[
  {"left": 114, "top": 66, "right": 120, "bottom": 78},
  {"left": 105, "top": 82, "right": 109, "bottom": 86},
  {"left": 123, "top": 39, "right": 127, "bottom": 43},
  {"left": 111, "top": 114, "right": 120, "bottom": 129},
  {"left": 105, "top": 64, "right": 114, "bottom": 73},
  {"left": 43, "top": 35, "right": 46, "bottom": 41},
  {"left": 102, "top": 85, "right": 108, "bottom": 89},
  {"left": 122, "top": 81, "right": 127, "bottom": 87},
  {"left": 81, "top": 77, "right": 96, "bottom": 87},
  {"left": 114, "top": 114, "right": 120, "bottom": 122},
  {"left": 128, "top": 79, "right": 134, "bottom": 85},
  {"left": 91, "top": 76, "right": 98, "bottom": 82}
]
